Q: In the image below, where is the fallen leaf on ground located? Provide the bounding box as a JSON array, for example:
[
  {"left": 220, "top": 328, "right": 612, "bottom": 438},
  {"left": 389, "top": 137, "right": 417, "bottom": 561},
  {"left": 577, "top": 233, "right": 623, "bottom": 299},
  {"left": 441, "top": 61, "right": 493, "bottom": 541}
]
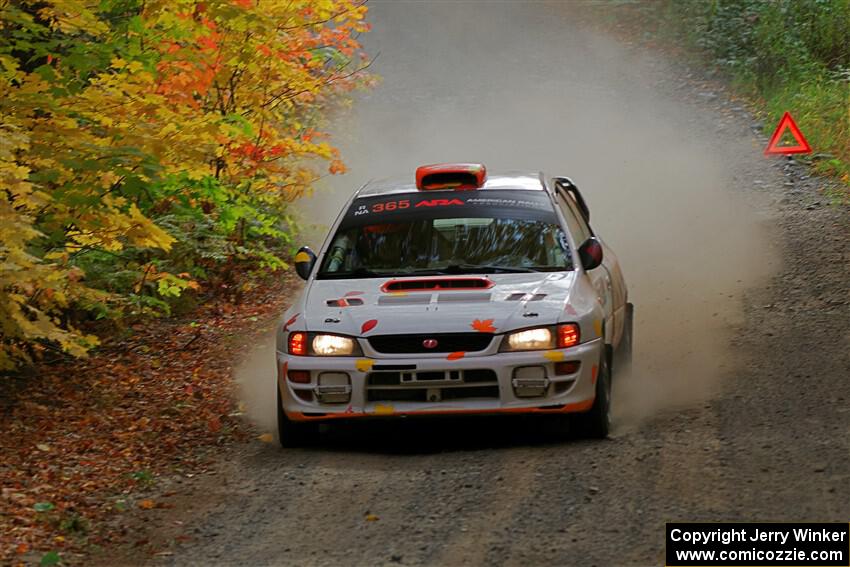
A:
[
  {"left": 257, "top": 433, "right": 274, "bottom": 443},
  {"left": 0, "top": 274, "right": 294, "bottom": 564},
  {"left": 365, "top": 514, "right": 379, "bottom": 522},
  {"left": 138, "top": 499, "right": 155, "bottom": 510},
  {"left": 207, "top": 416, "right": 221, "bottom": 432}
]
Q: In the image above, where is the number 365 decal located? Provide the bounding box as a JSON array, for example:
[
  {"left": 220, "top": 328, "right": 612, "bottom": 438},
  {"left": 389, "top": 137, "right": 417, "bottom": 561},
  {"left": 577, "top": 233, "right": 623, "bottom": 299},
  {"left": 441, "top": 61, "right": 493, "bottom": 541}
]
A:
[{"left": 372, "top": 200, "right": 410, "bottom": 212}]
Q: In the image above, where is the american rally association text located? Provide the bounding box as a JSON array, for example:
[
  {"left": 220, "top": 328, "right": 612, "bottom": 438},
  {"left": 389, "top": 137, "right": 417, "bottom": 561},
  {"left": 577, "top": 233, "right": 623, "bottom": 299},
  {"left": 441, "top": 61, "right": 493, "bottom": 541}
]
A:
[{"left": 670, "top": 527, "right": 848, "bottom": 546}]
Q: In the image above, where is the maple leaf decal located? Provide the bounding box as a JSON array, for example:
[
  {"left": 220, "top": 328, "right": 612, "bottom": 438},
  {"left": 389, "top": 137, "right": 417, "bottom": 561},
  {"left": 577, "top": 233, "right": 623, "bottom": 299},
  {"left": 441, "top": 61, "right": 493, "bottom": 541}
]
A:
[{"left": 470, "top": 319, "right": 496, "bottom": 333}]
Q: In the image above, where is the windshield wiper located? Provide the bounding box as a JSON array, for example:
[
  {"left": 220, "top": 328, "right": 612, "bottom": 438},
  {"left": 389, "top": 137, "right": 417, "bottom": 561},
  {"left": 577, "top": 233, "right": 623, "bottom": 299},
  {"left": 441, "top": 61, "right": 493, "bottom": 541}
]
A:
[
  {"left": 400, "top": 264, "right": 538, "bottom": 275},
  {"left": 449, "top": 264, "right": 538, "bottom": 274}
]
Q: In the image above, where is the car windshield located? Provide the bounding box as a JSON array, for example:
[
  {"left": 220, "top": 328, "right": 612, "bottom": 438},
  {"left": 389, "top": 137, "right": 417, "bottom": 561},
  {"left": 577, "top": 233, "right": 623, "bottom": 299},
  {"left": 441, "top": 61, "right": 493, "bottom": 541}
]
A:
[{"left": 317, "top": 190, "right": 573, "bottom": 279}]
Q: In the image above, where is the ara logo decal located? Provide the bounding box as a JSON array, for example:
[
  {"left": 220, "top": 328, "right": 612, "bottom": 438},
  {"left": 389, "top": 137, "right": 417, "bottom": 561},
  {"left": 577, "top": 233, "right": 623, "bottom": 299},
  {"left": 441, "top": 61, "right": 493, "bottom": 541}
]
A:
[{"left": 415, "top": 198, "right": 464, "bottom": 208}]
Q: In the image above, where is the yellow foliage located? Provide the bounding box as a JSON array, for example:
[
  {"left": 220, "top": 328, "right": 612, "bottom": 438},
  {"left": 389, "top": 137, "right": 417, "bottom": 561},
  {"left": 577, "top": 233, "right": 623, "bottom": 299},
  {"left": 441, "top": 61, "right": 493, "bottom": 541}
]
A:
[{"left": 0, "top": 0, "right": 371, "bottom": 368}]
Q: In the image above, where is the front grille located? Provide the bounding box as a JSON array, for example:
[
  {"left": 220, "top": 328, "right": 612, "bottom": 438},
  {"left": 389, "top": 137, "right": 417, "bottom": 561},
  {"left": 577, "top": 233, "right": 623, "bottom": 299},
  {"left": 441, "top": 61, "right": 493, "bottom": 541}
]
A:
[
  {"left": 368, "top": 332, "right": 494, "bottom": 354},
  {"left": 442, "top": 386, "right": 499, "bottom": 400},
  {"left": 366, "top": 369, "right": 499, "bottom": 403}
]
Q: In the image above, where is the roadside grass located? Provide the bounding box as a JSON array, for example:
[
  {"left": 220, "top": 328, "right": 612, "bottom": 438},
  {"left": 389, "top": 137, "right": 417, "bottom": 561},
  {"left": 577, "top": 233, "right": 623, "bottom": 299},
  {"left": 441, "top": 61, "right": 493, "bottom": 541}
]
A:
[
  {"left": 599, "top": 0, "right": 850, "bottom": 205},
  {"left": 765, "top": 76, "right": 850, "bottom": 204}
]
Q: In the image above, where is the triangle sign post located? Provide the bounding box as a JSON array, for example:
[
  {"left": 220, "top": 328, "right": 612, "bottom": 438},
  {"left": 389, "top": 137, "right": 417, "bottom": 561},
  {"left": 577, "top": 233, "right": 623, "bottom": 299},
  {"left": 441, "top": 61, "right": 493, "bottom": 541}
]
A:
[{"left": 764, "top": 111, "right": 812, "bottom": 156}]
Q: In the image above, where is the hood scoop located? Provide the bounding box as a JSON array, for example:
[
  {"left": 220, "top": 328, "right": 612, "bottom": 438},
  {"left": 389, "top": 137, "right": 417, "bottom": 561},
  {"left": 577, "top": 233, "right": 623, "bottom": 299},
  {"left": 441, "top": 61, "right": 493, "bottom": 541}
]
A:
[
  {"left": 378, "top": 294, "right": 432, "bottom": 306},
  {"left": 381, "top": 277, "right": 494, "bottom": 293},
  {"left": 506, "top": 292, "right": 547, "bottom": 301},
  {"left": 438, "top": 292, "right": 491, "bottom": 303}
]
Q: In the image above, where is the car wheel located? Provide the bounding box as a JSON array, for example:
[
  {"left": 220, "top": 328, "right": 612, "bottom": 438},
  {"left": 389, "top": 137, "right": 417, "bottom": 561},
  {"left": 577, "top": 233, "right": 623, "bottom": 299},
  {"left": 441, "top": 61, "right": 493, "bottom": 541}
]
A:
[
  {"left": 571, "top": 350, "right": 611, "bottom": 439},
  {"left": 615, "top": 302, "right": 634, "bottom": 377},
  {"left": 277, "top": 386, "right": 319, "bottom": 448}
]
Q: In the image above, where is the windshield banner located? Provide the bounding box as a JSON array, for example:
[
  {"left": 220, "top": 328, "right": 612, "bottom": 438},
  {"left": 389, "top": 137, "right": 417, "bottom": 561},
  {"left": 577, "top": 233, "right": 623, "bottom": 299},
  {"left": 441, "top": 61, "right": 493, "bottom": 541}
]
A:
[{"left": 340, "top": 190, "right": 558, "bottom": 228}]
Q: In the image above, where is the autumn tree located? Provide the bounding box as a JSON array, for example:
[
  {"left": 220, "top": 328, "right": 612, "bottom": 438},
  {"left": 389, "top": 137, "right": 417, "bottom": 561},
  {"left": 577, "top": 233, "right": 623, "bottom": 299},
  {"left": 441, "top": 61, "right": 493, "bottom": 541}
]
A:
[{"left": 0, "top": 0, "right": 370, "bottom": 369}]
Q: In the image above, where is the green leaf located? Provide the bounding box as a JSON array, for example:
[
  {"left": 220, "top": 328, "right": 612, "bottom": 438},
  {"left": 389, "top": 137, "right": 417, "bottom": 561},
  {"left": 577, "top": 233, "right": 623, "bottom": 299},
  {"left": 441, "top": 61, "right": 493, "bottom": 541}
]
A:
[
  {"left": 34, "top": 502, "right": 55, "bottom": 512},
  {"left": 40, "top": 551, "right": 61, "bottom": 566}
]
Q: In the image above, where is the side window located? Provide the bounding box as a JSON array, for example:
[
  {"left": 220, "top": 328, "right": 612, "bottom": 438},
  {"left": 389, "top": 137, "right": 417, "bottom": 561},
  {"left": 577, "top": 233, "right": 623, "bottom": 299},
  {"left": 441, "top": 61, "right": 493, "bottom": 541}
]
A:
[{"left": 556, "top": 192, "right": 592, "bottom": 247}]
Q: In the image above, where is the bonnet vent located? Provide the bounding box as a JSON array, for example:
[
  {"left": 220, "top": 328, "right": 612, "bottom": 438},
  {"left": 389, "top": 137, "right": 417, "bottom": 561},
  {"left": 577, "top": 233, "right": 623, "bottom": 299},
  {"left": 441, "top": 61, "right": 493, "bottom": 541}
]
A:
[{"left": 381, "top": 277, "right": 494, "bottom": 293}]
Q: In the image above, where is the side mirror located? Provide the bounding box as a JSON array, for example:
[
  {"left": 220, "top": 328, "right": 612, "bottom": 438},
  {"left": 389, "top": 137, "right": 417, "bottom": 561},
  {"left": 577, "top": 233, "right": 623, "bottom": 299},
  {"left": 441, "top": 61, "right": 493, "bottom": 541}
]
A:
[
  {"left": 578, "top": 237, "right": 603, "bottom": 271},
  {"left": 294, "top": 246, "right": 317, "bottom": 280}
]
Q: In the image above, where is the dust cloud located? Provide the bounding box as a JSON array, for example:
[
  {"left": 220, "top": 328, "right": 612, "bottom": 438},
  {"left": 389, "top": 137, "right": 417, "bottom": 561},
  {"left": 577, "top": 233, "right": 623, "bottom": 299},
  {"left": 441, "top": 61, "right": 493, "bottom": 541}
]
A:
[{"left": 239, "top": 1, "right": 777, "bottom": 432}]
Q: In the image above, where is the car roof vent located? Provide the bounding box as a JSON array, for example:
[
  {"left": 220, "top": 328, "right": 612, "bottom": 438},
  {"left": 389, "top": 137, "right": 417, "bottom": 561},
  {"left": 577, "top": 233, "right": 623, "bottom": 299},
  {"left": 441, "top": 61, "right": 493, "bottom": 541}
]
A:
[
  {"left": 381, "top": 277, "right": 494, "bottom": 293},
  {"left": 415, "top": 163, "right": 486, "bottom": 190}
]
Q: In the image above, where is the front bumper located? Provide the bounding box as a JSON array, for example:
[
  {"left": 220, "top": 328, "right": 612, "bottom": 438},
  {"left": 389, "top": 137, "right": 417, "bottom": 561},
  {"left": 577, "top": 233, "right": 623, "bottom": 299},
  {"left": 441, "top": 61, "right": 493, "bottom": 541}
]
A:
[{"left": 277, "top": 338, "right": 603, "bottom": 422}]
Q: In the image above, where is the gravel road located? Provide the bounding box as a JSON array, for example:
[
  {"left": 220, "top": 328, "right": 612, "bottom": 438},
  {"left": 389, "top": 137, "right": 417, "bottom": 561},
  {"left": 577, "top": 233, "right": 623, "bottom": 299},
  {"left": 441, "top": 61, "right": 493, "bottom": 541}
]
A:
[{"left": 136, "top": 3, "right": 849, "bottom": 566}]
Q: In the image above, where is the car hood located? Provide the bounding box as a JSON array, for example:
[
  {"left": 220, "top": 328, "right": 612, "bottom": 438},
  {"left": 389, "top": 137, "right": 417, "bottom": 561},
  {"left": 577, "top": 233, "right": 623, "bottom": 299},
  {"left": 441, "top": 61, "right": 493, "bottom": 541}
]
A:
[{"left": 300, "top": 272, "right": 581, "bottom": 336}]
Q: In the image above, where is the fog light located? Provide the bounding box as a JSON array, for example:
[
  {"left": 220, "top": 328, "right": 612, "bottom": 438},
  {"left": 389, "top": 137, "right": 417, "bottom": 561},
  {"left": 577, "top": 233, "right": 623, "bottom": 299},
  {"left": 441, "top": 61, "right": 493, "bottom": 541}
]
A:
[
  {"left": 512, "top": 366, "right": 549, "bottom": 398},
  {"left": 315, "top": 372, "right": 351, "bottom": 404},
  {"left": 288, "top": 369, "right": 311, "bottom": 384},
  {"left": 554, "top": 361, "right": 581, "bottom": 375}
]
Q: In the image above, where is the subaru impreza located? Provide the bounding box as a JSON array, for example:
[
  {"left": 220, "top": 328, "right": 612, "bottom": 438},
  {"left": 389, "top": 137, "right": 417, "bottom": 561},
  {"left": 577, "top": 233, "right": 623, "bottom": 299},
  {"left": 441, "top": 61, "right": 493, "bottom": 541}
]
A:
[{"left": 276, "top": 163, "right": 632, "bottom": 446}]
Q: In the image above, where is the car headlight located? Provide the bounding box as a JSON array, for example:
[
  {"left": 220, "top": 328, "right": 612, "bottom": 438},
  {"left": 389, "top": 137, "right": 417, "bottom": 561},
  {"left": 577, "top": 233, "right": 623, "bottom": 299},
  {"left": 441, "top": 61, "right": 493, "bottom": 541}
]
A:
[
  {"left": 288, "top": 332, "right": 363, "bottom": 356},
  {"left": 312, "top": 334, "right": 357, "bottom": 356},
  {"left": 499, "top": 324, "right": 581, "bottom": 352}
]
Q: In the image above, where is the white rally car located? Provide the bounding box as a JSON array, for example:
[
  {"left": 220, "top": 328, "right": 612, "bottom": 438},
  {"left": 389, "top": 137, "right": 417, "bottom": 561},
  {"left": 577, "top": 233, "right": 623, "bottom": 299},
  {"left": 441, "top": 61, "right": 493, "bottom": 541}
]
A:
[{"left": 276, "top": 163, "right": 632, "bottom": 446}]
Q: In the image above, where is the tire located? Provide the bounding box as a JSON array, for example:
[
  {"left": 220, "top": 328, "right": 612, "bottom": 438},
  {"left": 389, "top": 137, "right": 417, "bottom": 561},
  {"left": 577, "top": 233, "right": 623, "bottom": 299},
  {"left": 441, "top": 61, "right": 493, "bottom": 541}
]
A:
[
  {"left": 615, "top": 302, "right": 634, "bottom": 378},
  {"left": 277, "top": 386, "right": 319, "bottom": 448},
  {"left": 570, "top": 349, "right": 611, "bottom": 439}
]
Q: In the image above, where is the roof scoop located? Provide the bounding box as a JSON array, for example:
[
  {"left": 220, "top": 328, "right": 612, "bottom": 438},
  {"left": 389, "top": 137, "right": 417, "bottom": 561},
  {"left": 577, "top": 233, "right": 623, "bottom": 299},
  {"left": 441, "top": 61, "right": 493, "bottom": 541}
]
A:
[{"left": 415, "top": 163, "right": 486, "bottom": 190}]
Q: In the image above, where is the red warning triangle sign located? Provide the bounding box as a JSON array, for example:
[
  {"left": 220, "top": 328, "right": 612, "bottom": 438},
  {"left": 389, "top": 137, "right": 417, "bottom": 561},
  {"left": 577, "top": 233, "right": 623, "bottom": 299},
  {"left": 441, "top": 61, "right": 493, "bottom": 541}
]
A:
[{"left": 764, "top": 111, "right": 811, "bottom": 155}]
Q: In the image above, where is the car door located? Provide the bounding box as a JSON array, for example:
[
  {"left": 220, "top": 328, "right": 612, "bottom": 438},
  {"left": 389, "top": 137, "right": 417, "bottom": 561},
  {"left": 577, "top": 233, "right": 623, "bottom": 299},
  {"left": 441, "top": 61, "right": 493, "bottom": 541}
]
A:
[
  {"left": 557, "top": 191, "right": 614, "bottom": 327},
  {"left": 555, "top": 190, "right": 619, "bottom": 346}
]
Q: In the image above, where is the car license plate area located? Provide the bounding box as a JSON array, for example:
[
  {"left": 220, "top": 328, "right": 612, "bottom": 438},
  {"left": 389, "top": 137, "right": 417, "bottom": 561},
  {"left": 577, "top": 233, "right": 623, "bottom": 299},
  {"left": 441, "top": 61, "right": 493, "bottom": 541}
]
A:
[
  {"left": 366, "top": 369, "right": 499, "bottom": 402},
  {"left": 401, "top": 370, "right": 461, "bottom": 383}
]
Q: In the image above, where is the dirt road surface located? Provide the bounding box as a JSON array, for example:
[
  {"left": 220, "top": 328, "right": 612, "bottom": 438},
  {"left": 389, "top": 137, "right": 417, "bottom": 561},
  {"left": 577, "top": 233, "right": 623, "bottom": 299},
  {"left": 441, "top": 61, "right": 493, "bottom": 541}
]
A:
[{"left": 136, "top": 3, "right": 849, "bottom": 566}]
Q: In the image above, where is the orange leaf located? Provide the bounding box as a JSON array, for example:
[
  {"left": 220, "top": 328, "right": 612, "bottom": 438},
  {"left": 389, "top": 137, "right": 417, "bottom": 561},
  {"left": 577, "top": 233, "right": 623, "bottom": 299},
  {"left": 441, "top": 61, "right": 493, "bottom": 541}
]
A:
[
  {"left": 15, "top": 543, "right": 29, "bottom": 554},
  {"left": 138, "top": 499, "right": 155, "bottom": 510},
  {"left": 208, "top": 415, "right": 221, "bottom": 432},
  {"left": 470, "top": 319, "right": 496, "bottom": 333}
]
